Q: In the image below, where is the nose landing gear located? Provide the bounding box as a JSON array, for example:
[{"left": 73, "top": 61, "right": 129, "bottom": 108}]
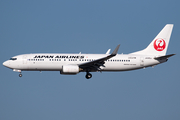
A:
[
  {"left": 85, "top": 72, "right": 92, "bottom": 79},
  {"left": 19, "top": 73, "right": 22, "bottom": 77},
  {"left": 13, "top": 69, "right": 22, "bottom": 77}
]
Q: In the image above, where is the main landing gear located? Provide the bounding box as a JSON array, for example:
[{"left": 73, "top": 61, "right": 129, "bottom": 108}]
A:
[{"left": 85, "top": 72, "right": 92, "bottom": 79}]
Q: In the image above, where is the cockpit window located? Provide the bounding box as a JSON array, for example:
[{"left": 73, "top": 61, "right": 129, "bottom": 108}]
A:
[{"left": 10, "top": 58, "right": 17, "bottom": 60}]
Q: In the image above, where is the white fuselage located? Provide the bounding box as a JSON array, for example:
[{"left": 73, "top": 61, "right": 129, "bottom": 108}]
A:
[
  {"left": 2, "top": 24, "right": 174, "bottom": 79},
  {"left": 3, "top": 53, "right": 165, "bottom": 72}
]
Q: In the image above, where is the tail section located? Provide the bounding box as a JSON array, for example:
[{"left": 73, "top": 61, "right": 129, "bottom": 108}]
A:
[{"left": 131, "top": 24, "right": 174, "bottom": 56}]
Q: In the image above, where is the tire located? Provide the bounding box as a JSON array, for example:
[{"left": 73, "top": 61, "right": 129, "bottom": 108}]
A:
[
  {"left": 85, "top": 73, "right": 92, "bottom": 79},
  {"left": 19, "top": 74, "right": 22, "bottom": 77}
]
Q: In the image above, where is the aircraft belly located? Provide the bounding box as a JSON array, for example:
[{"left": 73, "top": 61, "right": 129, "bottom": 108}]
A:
[{"left": 21, "top": 62, "right": 63, "bottom": 71}]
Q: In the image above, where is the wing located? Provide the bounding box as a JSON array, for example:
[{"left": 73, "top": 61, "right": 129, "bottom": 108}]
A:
[{"left": 79, "top": 44, "right": 120, "bottom": 71}]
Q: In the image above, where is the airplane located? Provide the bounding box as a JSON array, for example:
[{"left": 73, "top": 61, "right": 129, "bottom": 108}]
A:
[{"left": 3, "top": 24, "right": 175, "bottom": 79}]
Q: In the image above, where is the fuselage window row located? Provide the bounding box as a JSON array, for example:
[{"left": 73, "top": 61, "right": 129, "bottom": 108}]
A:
[
  {"left": 28, "top": 59, "right": 130, "bottom": 62},
  {"left": 27, "top": 59, "right": 130, "bottom": 62},
  {"left": 29, "top": 59, "right": 44, "bottom": 61}
]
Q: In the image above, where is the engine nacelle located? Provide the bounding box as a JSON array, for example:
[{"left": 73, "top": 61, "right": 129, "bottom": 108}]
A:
[{"left": 60, "top": 65, "right": 79, "bottom": 75}]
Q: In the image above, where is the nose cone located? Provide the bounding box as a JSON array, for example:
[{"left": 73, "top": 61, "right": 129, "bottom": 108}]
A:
[{"left": 3, "top": 61, "right": 10, "bottom": 68}]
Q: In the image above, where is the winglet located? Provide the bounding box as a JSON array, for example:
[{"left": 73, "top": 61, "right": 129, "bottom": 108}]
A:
[
  {"left": 106, "top": 49, "right": 111, "bottom": 54},
  {"left": 111, "top": 44, "right": 120, "bottom": 56}
]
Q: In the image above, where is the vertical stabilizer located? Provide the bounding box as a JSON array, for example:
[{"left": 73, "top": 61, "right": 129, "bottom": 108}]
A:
[{"left": 131, "top": 24, "right": 173, "bottom": 56}]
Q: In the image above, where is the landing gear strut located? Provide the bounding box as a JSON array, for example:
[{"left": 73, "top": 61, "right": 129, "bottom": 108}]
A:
[{"left": 85, "top": 72, "right": 92, "bottom": 79}]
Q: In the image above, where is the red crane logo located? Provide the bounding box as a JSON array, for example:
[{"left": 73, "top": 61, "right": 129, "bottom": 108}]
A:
[{"left": 154, "top": 38, "right": 166, "bottom": 51}]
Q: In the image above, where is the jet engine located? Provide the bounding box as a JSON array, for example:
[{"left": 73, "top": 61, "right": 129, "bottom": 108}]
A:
[{"left": 60, "top": 65, "right": 79, "bottom": 75}]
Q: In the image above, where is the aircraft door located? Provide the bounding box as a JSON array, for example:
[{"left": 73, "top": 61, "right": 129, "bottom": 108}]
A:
[{"left": 140, "top": 57, "right": 144, "bottom": 66}]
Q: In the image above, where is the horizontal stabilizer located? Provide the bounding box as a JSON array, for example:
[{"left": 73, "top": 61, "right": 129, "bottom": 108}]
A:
[{"left": 154, "top": 54, "right": 175, "bottom": 60}]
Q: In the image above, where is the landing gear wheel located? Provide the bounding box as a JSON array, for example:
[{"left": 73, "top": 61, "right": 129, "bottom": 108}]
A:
[
  {"left": 85, "top": 73, "right": 92, "bottom": 79},
  {"left": 19, "top": 74, "right": 22, "bottom": 77}
]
